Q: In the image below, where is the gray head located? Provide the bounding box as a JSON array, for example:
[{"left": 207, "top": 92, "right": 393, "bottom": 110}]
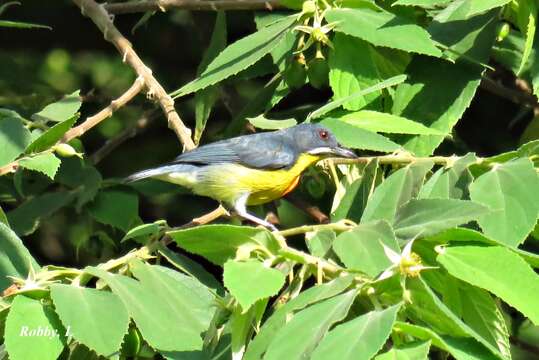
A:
[{"left": 281, "top": 123, "right": 356, "bottom": 159}]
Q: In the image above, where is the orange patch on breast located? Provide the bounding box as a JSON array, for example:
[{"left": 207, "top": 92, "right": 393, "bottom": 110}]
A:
[{"left": 282, "top": 175, "right": 300, "bottom": 196}]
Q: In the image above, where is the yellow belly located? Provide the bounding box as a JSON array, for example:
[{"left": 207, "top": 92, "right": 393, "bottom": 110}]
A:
[{"left": 190, "top": 153, "right": 321, "bottom": 205}]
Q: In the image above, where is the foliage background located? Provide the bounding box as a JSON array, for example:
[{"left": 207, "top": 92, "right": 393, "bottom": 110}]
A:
[{"left": 1, "top": 0, "right": 539, "bottom": 359}]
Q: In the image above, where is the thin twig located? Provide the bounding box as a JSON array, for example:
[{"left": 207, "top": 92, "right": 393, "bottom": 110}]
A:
[
  {"left": 63, "top": 78, "right": 145, "bottom": 142},
  {"left": 480, "top": 76, "right": 538, "bottom": 108},
  {"left": 105, "top": 0, "right": 280, "bottom": 14},
  {"left": 72, "top": 0, "right": 195, "bottom": 150},
  {"left": 331, "top": 154, "right": 468, "bottom": 167},
  {"left": 285, "top": 194, "right": 329, "bottom": 224},
  {"left": 90, "top": 111, "right": 155, "bottom": 164}
]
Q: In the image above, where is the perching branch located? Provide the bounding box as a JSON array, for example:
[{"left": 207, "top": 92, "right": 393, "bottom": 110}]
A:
[
  {"left": 104, "top": 0, "right": 281, "bottom": 14},
  {"left": 63, "top": 77, "right": 145, "bottom": 143},
  {"left": 72, "top": 0, "right": 196, "bottom": 150}
]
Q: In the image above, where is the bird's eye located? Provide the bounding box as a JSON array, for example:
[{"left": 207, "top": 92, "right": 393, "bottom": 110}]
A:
[{"left": 318, "top": 130, "right": 329, "bottom": 140}]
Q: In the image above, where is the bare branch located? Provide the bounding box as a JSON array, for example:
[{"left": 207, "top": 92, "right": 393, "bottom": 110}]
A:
[
  {"left": 105, "top": 0, "right": 281, "bottom": 14},
  {"left": 72, "top": 0, "right": 196, "bottom": 150},
  {"left": 63, "top": 78, "right": 145, "bottom": 143},
  {"left": 480, "top": 76, "right": 538, "bottom": 108}
]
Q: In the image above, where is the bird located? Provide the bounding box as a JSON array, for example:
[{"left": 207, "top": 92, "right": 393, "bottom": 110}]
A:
[{"left": 126, "top": 123, "right": 356, "bottom": 230}]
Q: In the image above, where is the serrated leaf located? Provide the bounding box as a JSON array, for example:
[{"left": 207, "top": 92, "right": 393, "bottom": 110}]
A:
[
  {"left": 361, "top": 161, "right": 433, "bottom": 224},
  {"left": 326, "top": 8, "right": 441, "bottom": 57},
  {"left": 86, "top": 261, "right": 215, "bottom": 352},
  {"left": 469, "top": 158, "right": 539, "bottom": 247},
  {"left": 328, "top": 34, "right": 383, "bottom": 111},
  {"left": 224, "top": 260, "right": 285, "bottom": 311},
  {"left": 173, "top": 16, "right": 296, "bottom": 97},
  {"left": 88, "top": 189, "right": 139, "bottom": 232},
  {"left": 459, "top": 284, "right": 511, "bottom": 359},
  {"left": 32, "top": 90, "right": 81, "bottom": 123},
  {"left": 247, "top": 114, "right": 296, "bottom": 130},
  {"left": 168, "top": 225, "right": 281, "bottom": 266},
  {"left": 333, "top": 220, "right": 399, "bottom": 276},
  {"left": 320, "top": 118, "right": 400, "bottom": 152},
  {"left": 56, "top": 158, "right": 102, "bottom": 210},
  {"left": 375, "top": 341, "right": 431, "bottom": 360},
  {"left": 194, "top": 11, "right": 227, "bottom": 144},
  {"left": 50, "top": 285, "right": 129, "bottom": 358},
  {"left": 332, "top": 159, "right": 379, "bottom": 223},
  {"left": 263, "top": 290, "right": 357, "bottom": 360},
  {"left": 305, "top": 230, "right": 336, "bottom": 258},
  {"left": 395, "top": 322, "right": 499, "bottom": 360},
  {"left": 308, "top": 74, "right": 407, "bottom": 121},
  {"left": 516, "top": 0, "right": 537, "bottom": 75},
  {"left": 244, "top": 276, "right": 354, "bottom": 360},
  {"left": 5, "top": 296, "right": 65, "bottom": 360},
  {"left": 122, "top": 223, "right": 160, "bottom": 242},
  {"left": 393, "top": 198, "right": 490, "bottom": 238},
  {"left": 25, "top": 116, "right": 77, "bottom": 154},
  {"left": 19, "top": 153, "right": 61, "bottom": 179},
  {"left": 0, "top": 116, "right": 31, "bottom": 167},
  {"left": 7, "top": 191, "right": 73, "bottom": 236},
  {"left": 338, "top": 110, "right": 445, "bottom": 135},
  {"left": 419, "top": 153, "right": 477, "bottom": 199},
  {"left": 0, "top": 222, "right": 39, "bottom": 290},
  {"left": 311, "top": 304, "right": 401, "bottom": 360},
  {"left": 438, "top": 245, "right": 539, "bottom": 325}
]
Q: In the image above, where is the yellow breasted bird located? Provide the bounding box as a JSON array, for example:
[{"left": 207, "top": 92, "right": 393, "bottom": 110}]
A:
[{"left": 126, "top": 124, "right": 356, "bottom": 230}]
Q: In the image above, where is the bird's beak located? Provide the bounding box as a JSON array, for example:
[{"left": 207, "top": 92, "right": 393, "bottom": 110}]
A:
[
  {"left": 330, "top": 145, "right": 357, "bottom": 159},
  {"left": 307, "top": 145, "right": 357, "bottom": 158}
]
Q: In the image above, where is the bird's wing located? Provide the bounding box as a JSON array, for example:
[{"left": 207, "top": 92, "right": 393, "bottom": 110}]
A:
[{"left": 172, "top": 132, "right": 296, "bottom": 169}]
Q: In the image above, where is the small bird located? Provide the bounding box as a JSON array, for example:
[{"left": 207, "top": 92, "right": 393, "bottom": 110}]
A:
[{"left": 127, "top": 124, "right": 356, "bottom": 230}]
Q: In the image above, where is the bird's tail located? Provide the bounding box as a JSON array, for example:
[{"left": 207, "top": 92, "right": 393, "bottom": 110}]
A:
[{"left": 125, "top": 164, "right": 196, "bottom": 183}]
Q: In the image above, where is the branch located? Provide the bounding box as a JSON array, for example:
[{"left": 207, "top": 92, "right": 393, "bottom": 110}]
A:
[
  {"left": 89, "top": 110, "right": 155, "bottom": 164},
  {"left": 285, "top": 194, "right": 329, "bottom": 224},
  {"left": 480, "top": 76, "right": 538, "bottom": 108},
  {"left": 331, "top": 153, "right": 469, "bottom": 167},
  {"left": 104, "top": 0, "right": 281, "bottom": 14},
  {"left": 72, "top": 0, "right": 195, "bottom": 150},
  {"left": 63, "top": 78, "right": 145, "bottom": 142}
]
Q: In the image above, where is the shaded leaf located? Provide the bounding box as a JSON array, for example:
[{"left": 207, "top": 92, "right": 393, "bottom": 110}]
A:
[
  {"left": 88, "top": 189, "right": 139, "bottom": 232},
  {"left": 0, "top": 116, "right": 31, "bottom": 167},
  {"left": 419, "top": 153, "right": 477, "bottom": 199}
]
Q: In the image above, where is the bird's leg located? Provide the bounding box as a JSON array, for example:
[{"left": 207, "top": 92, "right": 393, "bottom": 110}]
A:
[{"left": 234, "top": 193, "right": 278, "bottom": 232}]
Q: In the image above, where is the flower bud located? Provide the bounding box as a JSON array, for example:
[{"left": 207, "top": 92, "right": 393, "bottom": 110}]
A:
[{"left": 53, "top": 143, "right": 83, "bottom": 158}]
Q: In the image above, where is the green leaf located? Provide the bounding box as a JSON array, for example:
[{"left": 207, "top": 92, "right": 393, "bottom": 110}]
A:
[
  {"left": 88, "top": 189, "right": 139, "bottom": 232},
  {"left": 419, "top": 153, "right": 477, "bottom": 199},
  {"left": 469, "top": 158, "right": 539, "bottom": 247},
  {"left": 263, "top": 290, "right": 357, "bottom": 360},
  {"left": 7, "top": 191, "right": 73, "bottom": 236},
  {"left": 395, "top": 322, "right": 499, "bottom": 360},
  {"left": 5, "top": 296, "right": 65, "bottom": 360},
  {"left": 361, "top": 161, "right": 433, "bottom": 223},
  {"left": 306, "top": 230, "right": 336, "bottom": 258},
  {"left": 158, "top": 245, "right": 224, "bottom": 294},
  {"left": 516, "top": 0, "right": 537, "bottom": 75},
  {"left": 247, "top": 114, "right": 297, "bottom": 130},
  {"left": 393, "top": 198, "right": 490, "bottom": 238},
  {"left": 122, "top": 223, "right": 160, "bottom": 242},
  {"left": 32, "top": 90, "right": 81, "bottom": 123},
  {"left": 168, "top": 225, "right": 281, "bottom": 266},
  {"left": 56, "top": 158, "right": 102, "bottom": 210},
  {"left": 320, "top": 118, "right": 400, "bottom": 152},
  {"left": 375, "top": 341, "right": 431, "bottom": 360},
  {"left": 437, "top": 245, "right": 539, "bottom": 325},
  {"left": 0, "top": 116, "right": 31, "bottom": 167},
  {"left": 223, "top": 260, "right": 285, "bottom": 311},
  {"left": 393, "top": 0, "right": 451, "bottom": 7},
  {"left": 244, "top": 276, "right": 354, "bottom": 360},
  {"left": 326, "top": 8, "right": 441, "bottom": 57},
  {"left": 25, "top": 116, "right": 77, "bottom": 153},
  {"left": 311, "top": 304, "right": 401, "bottom": 360},
  {"left": 0, "top": 205, "right": 8, "bottom": 226},
  {"left": 333, "top": 220, "right": 399, "bottom": 277},
  {"left": 50, "top": 284, "right": 129, "bottom": 358},
  {"left": 86, "top": 261, "right": 215, "bottom": 352},
  {"left": 328, "top": 34, "right": 384, "bottom": 111},
  {"left": 459, "top": 284, "right": 511, "bottom": 359},
  {"left": 0, "top": 222, "right": 39, "bottom": 290},
  {"left": 173, "top": 16, "right": 296, "bottom": 97},
  {"left": 307, "top": 74, "right": 407, "bottom": 121},
  {"left": 0, "top": 20, "right": 51, "bottom": 29},
  {"left": 194, "top": 12, "right": 227, "bottom": 144},
  {"left": 19, "top": 153, "right": 61, "bottom": 179},
  {"left": 337, "top": 110, "right": 445, "bottom": 135},
  {"left": 332, "top": 159, "right": 379, "bottom": 223}
]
